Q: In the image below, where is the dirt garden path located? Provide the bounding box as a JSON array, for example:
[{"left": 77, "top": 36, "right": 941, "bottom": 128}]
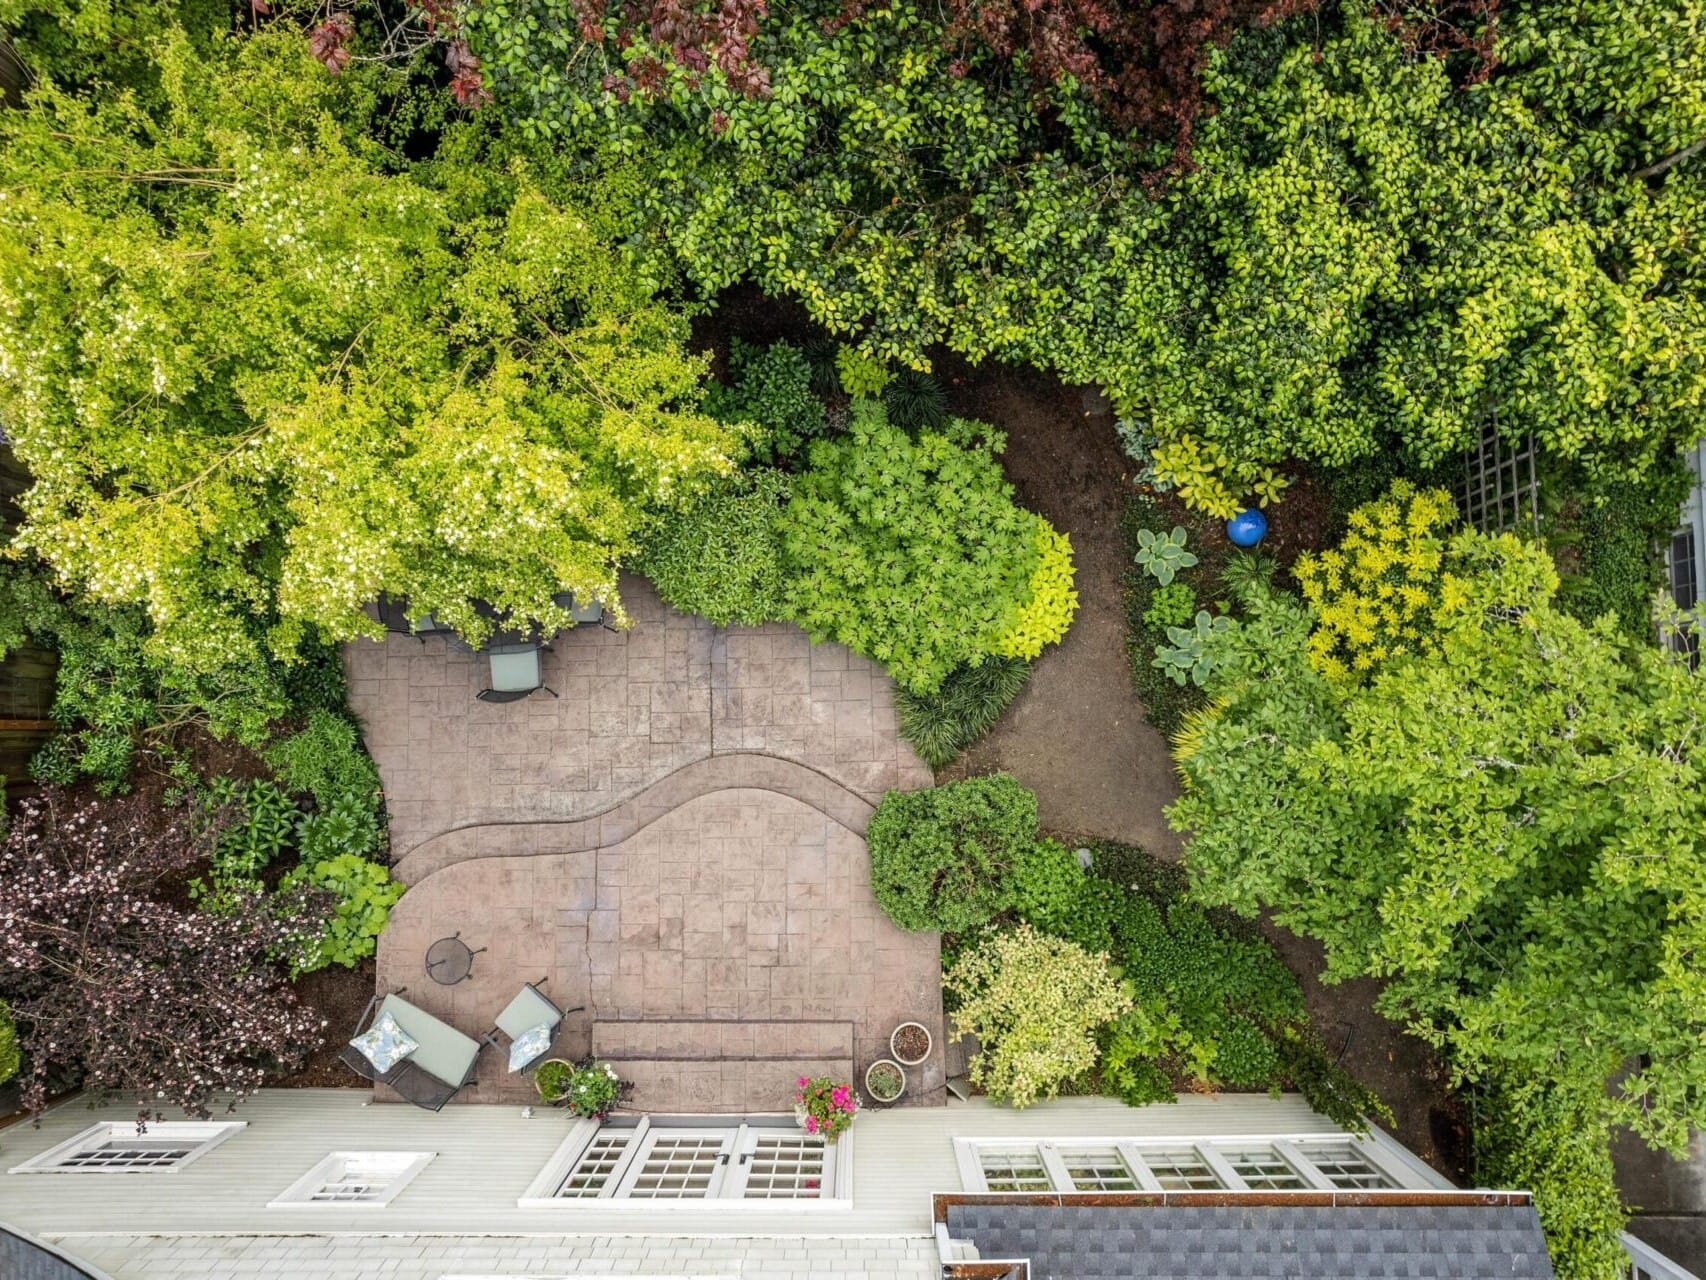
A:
[
  {"left": 937, "top": 359, "right": 1470, "bottom": 1179},
  {"left": 937, "top": 362, "right": 1184, "bottom": 857}
]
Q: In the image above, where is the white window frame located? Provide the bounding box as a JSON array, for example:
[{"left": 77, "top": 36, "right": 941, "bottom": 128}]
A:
[
  {"left": 9, "top": 1121, "right": 245, "bottom": 1174},
  {"left": 267, "top": 1150, "right": 436, "bottom": 1208},
  {"left": 953, "top": 1133, "right": 1430, "bottom": 1195},
  {"left": 520, "top": 1117, "right": 853, "bottom": 1209}
]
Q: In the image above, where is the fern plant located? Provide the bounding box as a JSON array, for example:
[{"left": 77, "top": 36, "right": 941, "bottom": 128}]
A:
[{"left": 1134, "top": 526, "right": 1198, "bottom": 586}]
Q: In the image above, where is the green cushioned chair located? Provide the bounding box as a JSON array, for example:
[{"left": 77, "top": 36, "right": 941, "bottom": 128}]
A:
[
  {"left": 340, "top": 991, "right": 484, "bottom": 1111},
  {"left": 491, "top": 979, "right": 581, "bottom": 1074}
]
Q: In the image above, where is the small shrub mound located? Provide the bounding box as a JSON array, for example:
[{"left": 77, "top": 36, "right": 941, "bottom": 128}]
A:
[
  {"left": 1292, "top": 479, "right": 1457, "bottom": 683},
  {"left": 637, "top": 470, "right": 792, "bottom": 627},
  {"left": 895, "top": 657, "right": 1031, "bottom": 767},
  {"left": 945, "top": 923, "right": 1132, "bottom": 1108},
  {"left": 706, "top": 338, "right": 827, "bottom": 463},
  {"left": 867, "top": 774, "right": 1038, "bottom": 932}
]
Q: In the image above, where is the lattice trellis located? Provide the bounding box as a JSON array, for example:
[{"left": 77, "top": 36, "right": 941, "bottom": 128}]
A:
[{"left": 1457, "top": 420, "right": 1540, "bottom": 535}]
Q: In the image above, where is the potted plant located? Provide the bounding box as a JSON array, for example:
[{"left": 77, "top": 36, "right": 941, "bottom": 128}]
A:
[
  {"left": 535, "top": 1057, "right": 630, "bottom": 1120},
  {"left": 793, "top": 1075, "right": 859, "bottom": 1142},
  {"left": 864, "top": 1058, "right": 906, "bottom": 1104},
  {"left": 889, "top": 1021, "right": 932, "bottom": 1067}
]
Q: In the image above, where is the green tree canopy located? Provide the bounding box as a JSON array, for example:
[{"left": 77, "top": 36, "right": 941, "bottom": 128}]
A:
[
  {"left": 1173, "top": 535, "right": 1706, "bottom": 1148},
  {"left": 1170, "top": 532, "right": 1706, "bottom": 1272},
  {"left": 0, "top": 29, "right": 744, "bottom": 680},
  {"left": 467, "top": 0, "right": 1706, "bottom": 490}
]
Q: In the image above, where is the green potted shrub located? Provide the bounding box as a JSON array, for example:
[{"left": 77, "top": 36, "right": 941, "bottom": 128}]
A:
[{"left": 864, "top": 1059, "right": 906, "bottom": 1104}]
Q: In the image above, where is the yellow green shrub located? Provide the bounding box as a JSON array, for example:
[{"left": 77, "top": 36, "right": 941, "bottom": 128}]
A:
[
  {"left": 1293, "top": 480, "right": 1459, "bottom": 683},
  {"left": 1150, "top": 435, "right": 1292, "bottom": 520},
  {"left": 992, "top": 517, "right": 1079, "bottom": 659}
]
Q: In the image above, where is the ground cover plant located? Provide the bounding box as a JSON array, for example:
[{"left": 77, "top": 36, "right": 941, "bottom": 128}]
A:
[{"left": 1170, "top": 488, "right": 1706, "bottom": 1276}]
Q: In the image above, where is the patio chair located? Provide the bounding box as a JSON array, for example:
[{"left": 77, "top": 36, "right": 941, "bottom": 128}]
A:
[
  {"left": 488, "top": 978, "right": 584, "bottom": 1074},
  {"left": 339, "top": 990, "right": 484, "bottom": 1112},
  {"left": 477, "top": 642, "right": 557, "bottom": 702},
  {"left": 551, "top": 590, "right": 613, "bottom": 630},
  {"left": 369, "top": 595, "right": 425, "bottom": 643}
]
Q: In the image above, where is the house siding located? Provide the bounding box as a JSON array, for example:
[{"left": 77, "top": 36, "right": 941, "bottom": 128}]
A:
[{"left": 0, "top": 1088, "right": 1360, "bottom": 1239}]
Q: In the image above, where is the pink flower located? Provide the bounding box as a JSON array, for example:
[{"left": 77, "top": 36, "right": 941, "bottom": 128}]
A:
[
  {"left": 831, "top": 1085, "right": 851, "bottom": 1108},
  {"left": 797, "top": 1075, "right": 809, "bottom": 1088},
  {"left": 805, "top": 1114, "right": 818, "bottom": 1133}
]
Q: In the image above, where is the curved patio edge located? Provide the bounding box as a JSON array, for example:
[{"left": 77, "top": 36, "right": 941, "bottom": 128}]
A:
[{"left": 391, "top": 751, "right": 878, "bottom": 886}]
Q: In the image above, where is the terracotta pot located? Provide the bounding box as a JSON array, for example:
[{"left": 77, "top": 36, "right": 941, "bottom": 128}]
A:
[
  {"left": 889, "top": 1021, "right": 932, "bottom": 1067},
  {"left": 864, "top": 1058, "right": 907, "bottom": 1104}
]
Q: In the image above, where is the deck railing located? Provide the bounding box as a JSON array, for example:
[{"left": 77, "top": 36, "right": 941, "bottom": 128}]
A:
[{"left": 1625, "top": 1230, "right": 1700, "bottom": 1280}]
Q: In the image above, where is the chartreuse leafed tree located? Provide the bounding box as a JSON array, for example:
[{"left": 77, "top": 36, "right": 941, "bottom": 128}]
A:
[
  {"left": 1170, "top": 528, "right": 1706, "bottom": 1277},
  {"left": 0, "top": 30, "right": 744, "bottom": 682}
]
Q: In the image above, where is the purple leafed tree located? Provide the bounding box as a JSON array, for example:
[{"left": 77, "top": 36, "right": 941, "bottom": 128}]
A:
[{"left": 0, "top": 790, "right": 327, "bottom": 1119}]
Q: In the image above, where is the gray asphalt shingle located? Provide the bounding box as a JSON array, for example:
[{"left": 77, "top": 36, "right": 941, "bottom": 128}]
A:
[{"left": 947, "top": 1202, "right": 1556, "bottom": 1278}]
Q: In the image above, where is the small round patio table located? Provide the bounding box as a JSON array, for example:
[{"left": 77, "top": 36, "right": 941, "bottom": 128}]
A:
[{"left": 425, "top": 934, "right": 483, "bottom": 986}]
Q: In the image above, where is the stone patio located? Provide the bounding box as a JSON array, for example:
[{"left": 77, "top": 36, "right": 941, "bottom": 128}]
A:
[
  {"left": 347, "top": 575, "right": 930, "bottom": 862},
  {"left": 347, "top": 578, "right": 943, "bottom": 1112}
]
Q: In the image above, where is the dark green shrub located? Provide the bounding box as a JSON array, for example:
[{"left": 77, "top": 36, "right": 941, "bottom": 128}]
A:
[
  {"left": 1010, "top": 837, "right": 1089, "bottom": 937},
  {"left": 895, "top": 656, "right": 1030, "bottom": 767},
  {"left": 883, "top": 369, "right": 948, "bottom": 429},
  {"left": 866, "top": 775, "right": 1038, "bottom": 932},
  {"left": 263, "top": 710, "right": 380, "bottom": 814},
  {"left": 1276, "top": 1027, "right": 1392, "bottom": 1133},
  {"left": 706, "top": 339, "right": 827, "bottom": 463},
  {"left": 636, "top": 470, "right": 792, "bottom": 626},
  {"left": 297, "top": 792, "right": 384, "bottom": 864},
  {"left": 210, "top": 778, "right": 298, "bottom": 876}
]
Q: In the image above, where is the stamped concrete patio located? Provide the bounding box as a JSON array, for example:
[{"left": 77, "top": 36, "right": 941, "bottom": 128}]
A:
[{"left": 345, "top": 577, "right": 942, "bottom": 1111}]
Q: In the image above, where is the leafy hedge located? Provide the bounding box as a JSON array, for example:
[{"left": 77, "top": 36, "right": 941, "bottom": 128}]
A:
[
  {"left": 637, "top": 470, "right": 793, "bottom": 626},
  {"left": 867, "top": 775, "right": 1040, "bottom": 932}
]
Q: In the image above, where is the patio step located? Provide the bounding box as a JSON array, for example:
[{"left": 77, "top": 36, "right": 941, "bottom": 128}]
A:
[
  {"left": 593, "top": 1018, "right": 854, "bottom": 1062},
  {"left": 594, "top": 1019, "right": 855, "bottom": 1114}
]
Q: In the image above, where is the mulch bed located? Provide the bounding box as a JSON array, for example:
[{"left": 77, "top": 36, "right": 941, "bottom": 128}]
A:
[{"left": 275, "top": 958, "right": 376, "bottom": 1089}]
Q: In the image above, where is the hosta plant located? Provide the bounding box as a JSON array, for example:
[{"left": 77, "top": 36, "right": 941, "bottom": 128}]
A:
[
  {"left": 1134, "top": 526, "right": 1198, "bottom": 587},
  {"left": 1153, "top": 611, "right": 1233, "bottom": 687}
]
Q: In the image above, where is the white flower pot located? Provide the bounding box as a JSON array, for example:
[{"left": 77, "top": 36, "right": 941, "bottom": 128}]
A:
[{"left": 889, "top": 1021, "right": 932, "bottom": 1067}]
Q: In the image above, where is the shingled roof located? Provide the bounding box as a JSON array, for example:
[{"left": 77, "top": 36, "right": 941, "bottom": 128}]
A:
[{"left": 943, "top": 1195, "right": 1555, "bottom": 1279}]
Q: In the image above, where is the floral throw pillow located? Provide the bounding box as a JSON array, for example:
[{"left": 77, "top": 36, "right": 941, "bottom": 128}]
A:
[
  {"left": 508, "top": 1022, "right": 554, "bottom": 1072},
  {"left": 350, "top": 1010, "right": 419, "bottom": 1075}
]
